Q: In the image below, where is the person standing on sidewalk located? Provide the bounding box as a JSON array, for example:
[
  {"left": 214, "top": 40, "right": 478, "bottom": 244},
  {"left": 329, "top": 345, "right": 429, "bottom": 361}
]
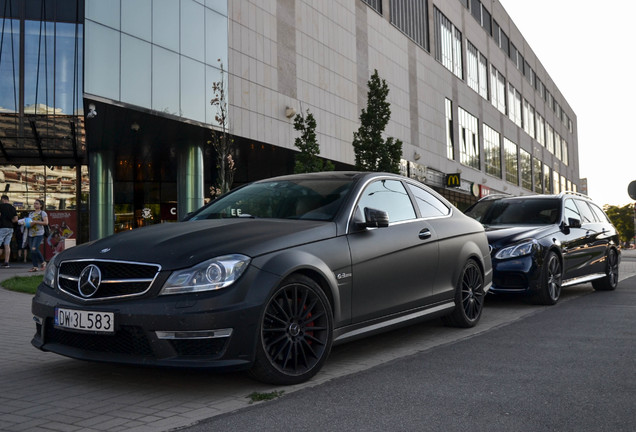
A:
[
  {"left": 26, "top": 199, "right": 49, "bottom": 272},
  {"left": 0, "top": 195, "right": 18, "bottom": 268}
]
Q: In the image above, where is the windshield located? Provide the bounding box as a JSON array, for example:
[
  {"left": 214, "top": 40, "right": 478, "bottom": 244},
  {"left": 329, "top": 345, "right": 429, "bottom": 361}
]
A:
[
  {"left": 189, "top": 178, "right": 353, "bottom": 221},
  {"left": 466, "top": 198, "right": 561, "bottom": 225}
]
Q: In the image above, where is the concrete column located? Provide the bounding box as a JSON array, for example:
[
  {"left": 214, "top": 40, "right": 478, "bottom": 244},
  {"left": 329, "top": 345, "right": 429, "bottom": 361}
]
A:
[
  {"left": 89, "top": 149, "right": 114, "bottom": 240},
  {"left": 177, "top": 143, "right": 204, "bottom": 220}
]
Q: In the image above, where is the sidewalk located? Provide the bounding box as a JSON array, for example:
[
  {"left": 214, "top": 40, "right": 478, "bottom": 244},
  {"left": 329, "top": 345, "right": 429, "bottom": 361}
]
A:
[{"left": 0, "top": 260, "right": 47, "bottom": 281}]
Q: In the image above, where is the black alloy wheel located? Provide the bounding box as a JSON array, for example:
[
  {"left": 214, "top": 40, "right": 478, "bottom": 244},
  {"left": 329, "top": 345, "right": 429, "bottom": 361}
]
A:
[
  {"left": 250, "top": 274, "right": 333, "bottom": 385},
  {"left": 592, "top": 249, "right": 619, "bottom": 291},
  {"left": 534, "top": 251, "right": 562, "bottom": 305},
  {"left": 443, "top": 260, "right": 485, "bottom": 328}
]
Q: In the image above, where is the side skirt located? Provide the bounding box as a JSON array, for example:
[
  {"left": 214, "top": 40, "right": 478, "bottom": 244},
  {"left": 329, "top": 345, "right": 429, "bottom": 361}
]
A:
[{"left": 332, "top": 302, "right": 455, "bottom": 345}]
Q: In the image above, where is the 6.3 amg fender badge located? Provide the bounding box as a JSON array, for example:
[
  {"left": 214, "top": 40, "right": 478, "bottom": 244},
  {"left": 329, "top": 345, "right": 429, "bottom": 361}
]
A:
[{"left": 78, "top": 264, "right": 102, "bottom": 298}]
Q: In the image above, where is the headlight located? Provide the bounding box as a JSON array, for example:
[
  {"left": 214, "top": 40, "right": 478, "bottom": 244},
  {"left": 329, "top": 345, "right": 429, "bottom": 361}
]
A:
[
  {"left": 42, "top": 254, "right": 60, "bottom": 288},
  {"left": 160, "top": 254, "right": 250, "bottom": 295},
  {"left": 495, "top": 240, "right": 536, "bottom": 260}
]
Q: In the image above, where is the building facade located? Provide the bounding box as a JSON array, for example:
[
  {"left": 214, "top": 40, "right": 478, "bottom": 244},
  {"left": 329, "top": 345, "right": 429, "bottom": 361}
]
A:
[{"left": 0, "top": 0, "right": 578, "bottom": 245}]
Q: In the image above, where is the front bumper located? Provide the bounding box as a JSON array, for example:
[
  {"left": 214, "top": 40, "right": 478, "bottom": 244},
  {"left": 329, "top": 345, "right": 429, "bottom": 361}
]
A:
[
  {"left": 489, "top": 254, "right": 542, "bottom": 294},
  {"left": 31, "top": 267, "right": 280, "bottom": 371}
]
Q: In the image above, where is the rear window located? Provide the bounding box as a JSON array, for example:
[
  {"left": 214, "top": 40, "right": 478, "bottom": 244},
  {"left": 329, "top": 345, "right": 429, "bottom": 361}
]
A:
[{"left": 466, "top": 198, "right": 561, "bottom": 225}]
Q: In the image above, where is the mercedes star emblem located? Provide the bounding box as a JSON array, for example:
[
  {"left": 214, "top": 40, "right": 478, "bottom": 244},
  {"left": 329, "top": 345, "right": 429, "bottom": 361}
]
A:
[{"left": 78, "top": 264, "right": 102, "bottom": 298}]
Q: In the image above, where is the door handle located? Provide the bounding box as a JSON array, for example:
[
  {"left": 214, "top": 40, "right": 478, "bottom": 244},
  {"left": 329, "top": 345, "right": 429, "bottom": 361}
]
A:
[{"left": 419, "top": 228, "right": 432, "bottom": 240}]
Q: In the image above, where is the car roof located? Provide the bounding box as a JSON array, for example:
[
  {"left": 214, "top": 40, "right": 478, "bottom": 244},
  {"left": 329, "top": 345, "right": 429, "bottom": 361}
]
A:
[{"left": 478, "top": 191, "right": 594, "bottom": 204}]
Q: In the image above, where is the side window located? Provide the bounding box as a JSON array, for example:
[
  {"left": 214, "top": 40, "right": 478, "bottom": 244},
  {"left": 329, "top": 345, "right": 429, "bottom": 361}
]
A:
[
  {"left": 563, "top": 199, "right": 580, "bottom": 223},
  {"left": 574, "top": 199, "right": 595, "bottom": 224},
  {"left": 589, "top": 203, "right": 611, "bottom": 224},
  {"left": 357, "top": 180, "right": 416, "bottom": 223},
  {"left": 407, "top": 183, "right": 450, "bottom": 218}
]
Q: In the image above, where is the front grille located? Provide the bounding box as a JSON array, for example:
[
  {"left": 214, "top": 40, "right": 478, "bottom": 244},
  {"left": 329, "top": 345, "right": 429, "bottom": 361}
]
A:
[
  {"left": 58, "top": 260, "right": 161, "bottom": 301},
  {"left": 45, "top": 320, "right": 153, "bottom": 356}
]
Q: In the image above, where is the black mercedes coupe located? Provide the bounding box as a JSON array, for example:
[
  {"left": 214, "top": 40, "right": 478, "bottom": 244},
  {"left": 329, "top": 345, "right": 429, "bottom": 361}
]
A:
[{"left": 32, "top": 172, "right": 492, "bottom": 384}]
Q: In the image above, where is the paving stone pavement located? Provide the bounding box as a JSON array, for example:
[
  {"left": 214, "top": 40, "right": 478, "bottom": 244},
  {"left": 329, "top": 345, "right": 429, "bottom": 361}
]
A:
[{"left": 1, "top": 250, "right": 635, "bottom": 432}]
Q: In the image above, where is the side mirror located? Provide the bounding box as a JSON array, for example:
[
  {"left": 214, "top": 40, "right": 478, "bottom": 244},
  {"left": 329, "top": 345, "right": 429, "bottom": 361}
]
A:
[
  {"left": 567, "top": 217, "right": 581, "bottom": 229},
  {"left": 362, "top": 207, "right": 390, "bottom": 228}
]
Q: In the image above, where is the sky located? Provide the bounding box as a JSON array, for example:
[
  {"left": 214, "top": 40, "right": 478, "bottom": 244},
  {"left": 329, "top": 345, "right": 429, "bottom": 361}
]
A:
[{"left": 500, "top": 0, "right": 636, "bottom": 207}]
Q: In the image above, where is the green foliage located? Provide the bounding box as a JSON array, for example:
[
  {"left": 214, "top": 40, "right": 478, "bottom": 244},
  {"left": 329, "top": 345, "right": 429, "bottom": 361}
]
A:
[
  {"left": 604, "top": 203, "right": 635, "bottom": 244},
  {"left": 247, "top": 390, "right": 285, "bottom": 404},
  {"left": 208, "top": 60, "right": 236, "bottom": 197},
  {"left": 293, "top": 109, "right": 334, "bottom": 173},
  {"left": 2, "top": 275, "right": 43, "bottom": 295},
  {"left": 352, "top": 69, "right": 403, "bottom": 173}
]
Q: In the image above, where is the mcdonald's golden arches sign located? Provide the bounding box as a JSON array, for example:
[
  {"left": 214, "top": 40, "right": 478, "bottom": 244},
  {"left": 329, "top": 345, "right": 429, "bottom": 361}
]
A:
[{"left": 445, "top": 173, "right": 461, "bottom": 188}]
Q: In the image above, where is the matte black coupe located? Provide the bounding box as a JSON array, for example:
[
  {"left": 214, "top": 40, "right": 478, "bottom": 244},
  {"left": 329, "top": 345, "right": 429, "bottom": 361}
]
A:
[{"left": 32, "top": 172, "right": 492, "bottom": 384}]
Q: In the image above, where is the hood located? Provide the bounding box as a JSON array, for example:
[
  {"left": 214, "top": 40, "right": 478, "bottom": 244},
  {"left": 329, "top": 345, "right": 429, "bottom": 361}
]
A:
[
  {"left": 484, "top": 224, "right": 558, "bottom": 246},
  {"left": 58, "top": 219, "right": 337, "bottom": 270}
]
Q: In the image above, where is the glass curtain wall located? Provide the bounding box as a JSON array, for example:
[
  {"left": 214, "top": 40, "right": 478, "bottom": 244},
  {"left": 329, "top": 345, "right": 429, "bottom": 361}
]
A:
[{"left": 0, "top": 0, "right": 87, "bottom": 247}]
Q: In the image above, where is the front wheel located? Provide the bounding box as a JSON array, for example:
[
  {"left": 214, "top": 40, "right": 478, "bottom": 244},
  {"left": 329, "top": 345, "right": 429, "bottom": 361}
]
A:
[
  {"left": 250, "top": 274, "right": 333, "bottom": 385},
  {"left": 533, "top": 251, "right": 562, "bottom": 305},
  {"left": 592, "top": 249, "right": 619, "bottom": 291},
  {"left": 442, "top": 259, "right": 485, "bottom": 328}
]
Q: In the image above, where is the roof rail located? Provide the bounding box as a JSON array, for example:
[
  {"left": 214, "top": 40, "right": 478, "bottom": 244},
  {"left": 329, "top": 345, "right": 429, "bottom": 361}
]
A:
[
  {"left": 560, "top": 190, "right": 591, "bottom": 199},
  {"left": 474, "top": 193, "right": 511, "bottom": 202}
]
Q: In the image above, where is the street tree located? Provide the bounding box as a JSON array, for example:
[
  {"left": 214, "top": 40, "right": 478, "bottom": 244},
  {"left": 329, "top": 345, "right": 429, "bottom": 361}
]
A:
[
  {"left": 604, "top": 203, "right": 635, "bottom": 245},
  {"left": 352, "top": 69, "right": 402, "bottom": 173},
  {"left": 208, "top": 60, "right": 235, "bottom": 197},
  {"left": 293, "top": 109, "right": 334, "bottom": 173}
]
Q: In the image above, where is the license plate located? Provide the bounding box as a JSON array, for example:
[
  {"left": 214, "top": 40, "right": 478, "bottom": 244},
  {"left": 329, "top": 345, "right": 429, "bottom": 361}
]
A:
[{"left": 55, "top": 308, "right": 115, "bottom": 334}]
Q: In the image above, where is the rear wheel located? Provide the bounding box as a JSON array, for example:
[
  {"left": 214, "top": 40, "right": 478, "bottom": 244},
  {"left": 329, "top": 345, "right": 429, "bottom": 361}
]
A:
[
  {"left": 533, "top": 251, "right": 562, "bottom": 305},
  {"left": 250, "top": 274, "right": 333, "bottom": 385},
  {"left": 592, "top": 249, "right": 619, "bottom": 291},
  {"left": 442, "top": 260, "right": 485, "bottom": 328}
]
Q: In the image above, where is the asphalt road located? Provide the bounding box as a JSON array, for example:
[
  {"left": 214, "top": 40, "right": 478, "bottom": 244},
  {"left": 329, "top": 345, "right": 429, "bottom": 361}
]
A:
[
  {"left": 1, "top": 251, "right": 635, "bottom": 431},
  {"left": 183, "top": 261, "right": 636, "bottom": 431}
]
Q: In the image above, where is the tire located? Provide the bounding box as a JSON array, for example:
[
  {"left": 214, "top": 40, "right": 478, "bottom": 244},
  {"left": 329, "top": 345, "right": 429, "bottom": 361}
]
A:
[
  {"left": 533, "top": 251, "right": 562, "bottom": 305},
  {"left": 442, "top": 259, "right": 485, "bottom": 328},
  {"left": 592, "top": 248, "right": 619, "bottom": 291},
  {"left": 249, "top": 274, "right": 333, "bottom": 385}
]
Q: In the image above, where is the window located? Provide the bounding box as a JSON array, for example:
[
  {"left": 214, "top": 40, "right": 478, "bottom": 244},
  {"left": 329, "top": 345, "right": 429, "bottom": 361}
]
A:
[
  {"left": 390, "top": 0, "right": 429, "bottom": 50},
  {"left": 434, "top": 8, "right": 463, "bottom": 78},
  {"left": 504, "top": 138, "right": 518, "bottom": 185},
  {"left": 553, "top": 170, "right": 560, "bottom": 194},
  {"left": 459, "top": 107, "right": 480, "bottom": 169},
  {"left": 361, "top": 0, "right": 382, "bottom": 14},
  {"left": 490, "top": 65, "right": 506, "bottom": 114},
  {"left": 546, "top": 123, "right": 554, "bottom": 154},
  {"left": 481, "top": 7, "right": 491, "bottom": 35},
  {"left": 543, "top": 164, "right": 551, "bottom": 193},
  {"left": 589, "top": 203, "right": 611, "bottom": 224},
  {"left": 562, "top": 139, "right": 568, "bottom": 165},
  {"left": 467, "top": 41, "right": 488, "bottom": 98},
  {"left": 523, "top": 100, "right": 535, "bottom": 138},
  {"left": 499, "top": 29, "right": 509, "bottom": 56},
  {"left": 471, "top": 0, "right": 481, "bottom": 22},
  {"left": 564, "top": 199, "right": 581, "bottom": 223},
  {"left": 574, "top": 199, "right": 595, "bottom": 224},
  {"left": 554, "top": 133, "right": 562, "bottom": 161},
  {"left": 536, "top": 115, "right": 545, "bottom": 146},
  {"left": 483, "top": 124, "right": 501, "bottom": 178},
  {"left": 507, "top": 84, "right": 522, "bottom": 127},
  {"left": 445, "top": 98, "right": 454, "bottom": 160},
  {"left": 561, "top": 175, "right": 567, "bottom": 193},
  {"left": 533, "top": 157, "right": 543, "bottom": 193},
  {"left": 357, "top": 180, "right": 416, "bottom": 223},
  {"left": 407, "top": 184, "right": 450, "bottom": 218},
  {"left": 520, "top": 149, "right": 532, "bottom": 191}
]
